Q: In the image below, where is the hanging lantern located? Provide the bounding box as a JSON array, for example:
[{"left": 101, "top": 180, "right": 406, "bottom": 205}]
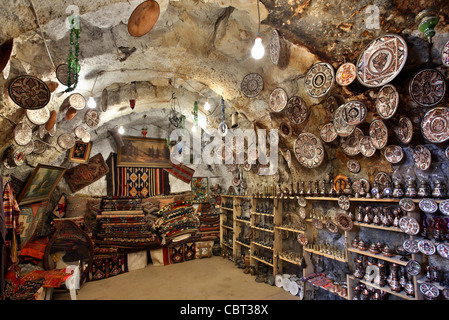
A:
[{"left": 218, "top": 97, "right": 228, "bottom": 137}]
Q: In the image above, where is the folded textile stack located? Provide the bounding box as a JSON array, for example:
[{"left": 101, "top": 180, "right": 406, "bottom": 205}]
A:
[{"left": 196, "top": 203, "right": 220, "bottom": 241}]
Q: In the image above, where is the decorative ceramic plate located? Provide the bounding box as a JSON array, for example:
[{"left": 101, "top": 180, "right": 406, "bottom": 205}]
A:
[
  {"left": 85, "top": 110, "right": 100, "bottom": 128},
  {"left": 56, "top": 64, "right": 69, "bottom": 86},
  {"left": 420, "top": 283, "right": 440, "bottom": 299},
  {"left": 334, "top": 105, "right": 355, "bottom": 137},
  {"left": 376, "top": 84, "right": 399, "bottom": 119},
  {"left": 394, "top": 116, "right": 413, "bottom": 144},
  {"left": 403, "top": 239, "right": 419, "bottom": 254},
  {"left": 275, "top": 274, "right": 283, "bottom": 287},
  {"left": 57, "top": 133, "right": 76, "bottom": 150},
  {"left": 297, "top": 233, "right": 308, "bottom": 246},
  {"left": 289, "top": 280, "right": 299, "bottom": 296},
  {"left": 383, "top": 145, "right": 403, "bottom": 164},
  {"left": 33, "top": 140, "right": 46, "bottom": 154},
  {"left": 342, "top": 101, "right": 367, "bottom": 125},
  {"left": 374, "top": 171, "right": 392, "bottom": 190},
  {"left": 74, "top": 126, "right": 87, "bottom": 139},
  {"left": 336, "top": 62, "right": 356, "bottom": 86},
  {"left": 399, "top": 198, "right": 415, "bottom": 212},
  {"left": 269, "top": 87, "right": 288, "bottom": 112},
  {"left": 298, "top": 196, "right": 307, "bottom": 207},
  {"left": 340, "top": 128, "right": 363, "bottom": 156},
  {"left": 293, "top": 133, "right": 325, "bottom": 169},
  {"left": 336, "top": 213, "right": 353, "bottom": 231},
  {"left": 369, "top": 119, "right": 388, "bottom": 149},
  {"left": 442, "top": 39, "right": 449, "bottom": 67},
  {"left": 413, "top": 145, "right": 431, "bottom": 171},
  {"left": 68, "top": 93, "right": 86, "bottom": 110},
  {"left": 286, "top": 96, "right": 308, "bottom": 124},
  {"left": 409, "top": 69, "right": 446, "bottom": 107},
  {"left": 82, "top": 131, "right": 91, "bottom": 143},
  {"left": 26, "top": 106, "right": 50, "bottom": 125},
  {"left": 352, "top": 178, "right": 370, "bottom": 194},
  {"left": 241, "top": 73, "right": 264, "bottom": 98},
  {"left": 312, "top": 218, "right": 323, "bottom": 230},
  {"left": 356, "top": 34, "right": 408, "bottom": 88},
  {"left": 320, "top": 123, "right": 338, "bottom": 143},
  {"left": 399, "top": 216, "right": 420, "bottom": 235},
  {"left": 338, "top": 195, "right": 350, "bottom": 210},
  {"left": 270, "top": 29, "right": 281, "bottom": 65},
  {"left": 439, "top": 199, "right": 449, "bottom": 215},
  {"left": 359, "top": 136, "right": 376, "bottom": 157},
  {"left": 325, "top": 96, "right": 340, "bottom": 121},
  {"left": 282, "top": 278, "right": 291, "bottom": 292},
  {"left": 437, "top": 243, "right": 449, "bottom": 259},
  {"left": 326, "top": 221, "right": 339, "bottom": 233},
  {"left": 14, "top": 122, "right": 32, "bottom": 146},
  {"left": 418, "top": 239, "right": 435, "bottom": 255},
  {"left": 421, "top": 107, "right": 449, "bottom": 143},
  {"left": 299, "top": 207, "right": 307, "bottom": 219},
  {"left": 419, "top": 198, "right": 438, "bottom": 213},
  {"left": 304, "top": 62, "right": 335, "bottom": 98},
  {"left": 8, "top": 75, "right": 51, "bottom": 110},
  {"left": 405, "top": 260, "right": 421, "bottom": 276},
  {"left": 347, "top": 159, "right": 361, "bottom": 173},
  {"left": 279, "top": 121, "right": 292, "bottom": 138}
]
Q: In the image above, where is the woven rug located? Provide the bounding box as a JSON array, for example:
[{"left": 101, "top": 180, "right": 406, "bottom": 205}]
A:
[
  {"left": 164, "top": 163, "right": 195, "bottom": 184},
  {"left": 87, "top": 253, "right": 127, "bottom": 281},
  {"left": 18, "top": 201, "right": 47, "bottom": 248},
  {"left": 64, "top": 153, "right": 109, "bottom": 192}
]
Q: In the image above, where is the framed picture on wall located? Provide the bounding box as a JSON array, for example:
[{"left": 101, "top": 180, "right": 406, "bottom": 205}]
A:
[
  {"left": 68, "top": 141, "right": 92, "bottom": 164},
  {"left": 117, "top": 136, "right": 172, "bottom": 168},
  {"left": 191, "top": 177, "right": 208, "bottom": 203},
  {"left": 17, "top": 164, "right": 66, "bottom": 205}
]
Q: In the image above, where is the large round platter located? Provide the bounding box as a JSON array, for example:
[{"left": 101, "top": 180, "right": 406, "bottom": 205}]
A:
[
  {"left": 376, "top": 84, "right": 399, "bottom": 119},
  {"left": 359, "top": 136, "right": 376, "bottom": 157},
  {"left": 304, "top": 62, "right": 335, "bottom": 98},
  {"left": 437, "top": 243, "right": 449, "bottom": 259},
  {"left": 399, "top": 198, "right": 415, "bottom": 212},
  {"left": 334, "top": 105, "right": 355, "bottom": 137},
  {"left": 374, "top": 171, "right": 392, "bottom": 190},
  {"left": 57, "top": 133, "right": 76, "bottom": 150},
  {"left": 68, "top": 93, "right": 86, "bottom": 110},
  {"left": 396, "top": 116, "right": 413, "bottom": 144},
  {"left": 442, "top": 39, "right": 449, "bottom": 67},
  {"left": 293, "top": 133, "right": 325, "bottom": 169},
  {"left": 409, "top": 69, "right": 446, "bottom": 107},
  {"left": 347, "top": 159, "right": 361, "bottom": 173},
  {"left": 26, "top": 106, "right": 51, "bottom": 125},
  {"left": 336, "top": 213, "right": 353, "bottom": 231},
  {"left": 398, "top": 216, "right": 420, "bottom": 235},
  {"left": 356, "top": 34, "right": 408, "bottom": 88},
  {"left": 282, "top": 278, "right": 291, "bottom": 292},
  {"left": 85, "top": 110, "right": 101, "bottom": 128},
  {"left": 419, "top": 283, "right": 440, "bottom": 299},
  {"left": 413, "top": 145, "right": 431, "bottom": 171},
  {"left": 383, "top": 145, "right": 403, "bottom": 164},
  {"left": 269, "top": 87, "right": 288, "bottom": 112},
  {"left": 340, "top": 128, "right": 363, "bottom": 156},
  {"left": 14, "top": 122, "right": 32, "bottom": 146},
  {"left": 421, "top": 107, "right": 449, "bottom": 143},
  {"left": 297, "top": 233, "right": 308, "bottom": 246},
  {"left": 336, "top": 62, "right": 356, "bottom": 86},
  {"left": 8, "top": 75, "right": 51, "bottom": 110},
  {"left": 127, "top": 0, "right": 160, "bottom": 37},
  {"left": 338, "top": 195, "right": 350, "bottom": 210},
  {"left": 320, "top": 123, "right": 338, "bottom": 143},
  {"left": 286, "top": 96, "right": 308, "bottom": 124},
  {"left": 341, "top": 101, "right": 367, "bottom": 125},
  {"left": 270, "top": 29, "right": 281, "bottom": 65},
  {"left": 418, "top": 239, "right": 435, "bottom": 255},
  {"left": 405, "top": 260, "right": 421, "bottom": 276},
  {"left": 419, "top": 198, "right": 438, "bottom": 213},
  {"left": 241, "top": 73, "right": 264, "bottom": 98},
  {"left": 369, "top": 119, "right": 388, "bottom": 149},
  {"left": 439, "top": 199, "right": 449, "bottom": 215},
  {"left": 403, "top": 239, "right": 419, "bottom": 254}
]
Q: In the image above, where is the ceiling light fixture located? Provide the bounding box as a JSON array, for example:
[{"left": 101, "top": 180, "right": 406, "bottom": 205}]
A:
[
  {"left": 251, "top": 0, "right": 264, "bottom": 60},
  {"left": 118, "top": 124, "right": 125, "bottom": 135},
  {"left": 87, "top": 95, "right": 96, "bottom": 109},
  {"left": 204, "top": 98, "right": 211, "bottom": 111}
]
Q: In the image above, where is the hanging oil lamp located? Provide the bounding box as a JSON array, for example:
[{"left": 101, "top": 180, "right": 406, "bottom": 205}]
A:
[{"left": 130, "top": 81, "right": 137, "bottom": 110}]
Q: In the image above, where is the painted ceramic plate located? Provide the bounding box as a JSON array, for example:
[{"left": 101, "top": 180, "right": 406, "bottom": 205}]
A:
[
  {"left": 279, "top": 121, "right": 292, "bottom": 138},
  {"left": 421, "top": 107, "right": 449, "bottom": 143},
  {"left": 320, "top": 123, "right": 338, "bottom": 143},
  {"left": 298, "top": 197, "right": 307, "bottom": 208},
  {"left": 338, "top": 195, "right": 350, "bottom": 210},
  {"left": 336, "top": 62, "right": 356, "bottom": 86},
  {"left": 403, "top": 239, "right": 419, "bottom": 254},
  {"left": 282, "top": 278, "right": 291, "bottom": 291},
  {"left": 418, "top": 239, "right": 435, "bottom": 255},
  {"left": 399, "top": 216, "right": 420, "bottom": 235},
  {"left": 383, "top": 145, "right": 403, "bottom": 163},
  {"left": 409, "top": 69, "right": 446, "bottom": 107},
  {"left": 336, "top": 212, "right": 353, "bottom": 231},
  {"left": 81, "top": 131, "right": 91, "bottom": 143},
  {"left": 56, "top": 63, "right": 69, "bottom": 86},
  {"left": 241, "top": 73, "right": 264, "bottom": 98},
  {"left": 26, "top": 106, "right": 50, "bottom": 125},
  {"left": 286, "top": 96, "right": 308, "bottom": 124},
  {"left": 8, "top": 75, "right": 51, "bottom": 110},
  {"left": 269, "top": 87, "right": 288, "bottom": 112},
  {"left": 299, "top": 207, "right": 307, "bottom": 220},
  {"left": 369, "top": 119, "right": 388, "bottom": 149},
  {"left": 297, "top": 233, "right": 308, "bottom": 246},
  {"left": 85, "top": 109, "right": 100, "bottom": 128},
  {"left": 396, "top": 116, "right": 413, "bottom": 144},
  {"left": 359, "top": 136, "right": 376, "bottom": 157},
  {"left": 376, "top": 84, "right": 399, "bottom": 119},
  {"left": 74, "top": 126, "right": 87, "bottom": 139},
  {"left": 341, "top": 101, "right": 367, "bottom": 125},
  {"left": 325, "top": 96, "right": 340, "bottom": 121},
  {"left": 413, "top": 145, "right": 431, "bottom": 171},
  {"left": 289, "top": 280, "right": 299, "bottom": 296},
  {"left": 356, "top": 34, "right": 408, "bottom": 88},
  {"left": 419, "top": 198, "right": 438, "bottom": 213},
  {"left": 399, "top": 198, "right": 415, "bottom": 212},
  {"left": 374, "top": 171, "right": 392, "bottom": 190},
  {"left": 439, "top": 199, "right": 449, "bottom": 215},
  {"left": 437, "top": 243, "right": 449, "bottom": 259},
  {"left": 293, "top": 133, "right": 325, "bottom": 169},
  {"left": 334, "top": 105, "right": 355, "bottom": 137},
  {"left": 304, "top": 62, "right": 335, "bottom": 98},
  {"left": 347, "top": 159, "right": 361, "bottom": 173},
  {"left": 340, "top": 128, "right": 363, "bottom": 156},
  {"left": 33, "top": 140, "right": 46, "bottom": 154},
  {"left": 420, "top": 283, "right": 440, "bottom": 299},
  {"left": 14, "top": 122, "right": 32, "bottom": 146},
  {"left": 57, "top": 133, "right": 76, "bottom": 150},
  {"left": 442, "top": 39, "right": 449, "bottom": 67},
  {"left": 270, "top": 29, "right": 281, "bottom": 65},
  {"left": 405, "top": 260, "right": 421, "bottom": 276},
  {"left": 69, "top": 93, "right": 86, "bottom": 110},
  {"left": 275, "top": 274, "right": 283, "bottom": 287}
]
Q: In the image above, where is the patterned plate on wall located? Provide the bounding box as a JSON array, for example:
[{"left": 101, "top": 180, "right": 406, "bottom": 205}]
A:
[
  {"left": 420, "top": 283, "right": 440, "bottom": 299},
  {"left": 369, "top": 119, "right": 388, "bottom": 149},
  {"left": 409, "top": 69, "right": 446, "bottom": 107},
  {"left": 26, "top": 106, "right": 51, "bottom": 125},
  {"left": 304, "top": 62, "right": 335, "bottom": 98},
  {"left": 442, "top": 40, "right": 449, "bottom": 67},
  {"left": 347, "top": 159, "right": 361, "bottom": 173},
  {"left": 270, "top": 29, "right": 281, "bottom": 65},
  {"left": 333, "top": 105, "right": 355, "bottom": 137},
  {"left": 336, "top": 62, "right": 356, "bottom": 86},
  {"left": 421, "top": 107, "right": 449, "bottom": 143},
  {"left": 383, "top": 145, "right": 403, "bottom": 164},
  {"left": 374, "top": 171, "right": 392, "bottom": 190},
  {"left": 341, "top": 100, "right": 367, "bottom": 125},
  {"left": 418, "top": 239, "right": 435, "bottom": 255},
  {"left": 403, "top": 239, "right": 419, "bottom": 254},
  {"left": 356, "top": 34, "right": 408, "bottom": 88},
  {"left": 320, "top": 123, "right": 338, "bottom": 143},
  {"left": 376, "top": 84, "right": 399, "bottom": 119},
  {"left": 439, "top": 199, "right": 449, "bottom": 215},
  {"left": 85, "top": 109, "right": 101, "bottom": 128},
  {"left": 396, "top": 116, "right": 413, "bottom": 144},
  {"left": 399, "top": 216, "right": 420, "bottom": 235},
  {"left": 8, "top": 75, "right": 51, "bottom": 110},
  {"left": 69, "top": 93, "right": 86, "bottom": 110},
  {"left": 269, "top": 87, "right": 288, "bottom": 112},
  {"left": 359, "top": 136, "right": 376, "bottom": 157},
  {"left": 340, "top": 128, "right": 363, "bottom": 156},
  {"left": 419, "top": 198, "right": 438, "bottom": 213},
  {"left": 293, "top": 132, "right": 325, "bottom": 169},
  {"left": 286, "top": 96, "right": 308, "bottom": 124},
  {"left": 325, "top": 96, "right": 340, "bottom": 121},
  {"left": 241, "top": 73, "right": 264, "bottom": 98},
  {"left": 413, "top": 145, "right": 431, "bottom": 171},
  {"left": 13, "top": 122, "right": 32, "bottom": 146}
]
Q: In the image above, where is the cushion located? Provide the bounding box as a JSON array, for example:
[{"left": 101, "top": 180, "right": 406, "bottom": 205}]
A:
[{"left": 65, "top": 195, "right": 89, "bottom": 218}]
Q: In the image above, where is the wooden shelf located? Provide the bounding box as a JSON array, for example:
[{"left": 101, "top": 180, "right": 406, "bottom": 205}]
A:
[
  {"left": 251, "top": 255, "right": 274, "bottom": 267},
  {"left": 353, "top": 222, "right": 404, "bottom": 233},
  {"left": 235, "top": 240, "right": 250, "bottom": 248},
  {"left": 251, "top": 226, "right": 274, "bottom": 233},
  {"left": 347, "top": 247, "right": 409, "bottom": 266},
  {"left": 275, "top": 226, "right": 305, "bottom": 234},
  {"left": 251, "top": 212, "right": 274, "bottom": 217},
  {"left": 235, "top": 218, "right": 251, "bottom": 224},
  {"left": 221, "top": 207, "right": 233, "bottom": 211},
  {"left": 253, "top": 242, "right": 273, "bottom": 250},
  {"left": 303, "top": 247, "right": 347, "bottom": 263},
  {"left": 221, "top": 224, "right": 233, "bottom": 230},
  {"left": 347, "top": 275, "right": 417, "bottom": 300}
]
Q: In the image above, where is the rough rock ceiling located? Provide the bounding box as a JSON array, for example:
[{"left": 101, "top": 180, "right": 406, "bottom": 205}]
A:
[{"left": 0, "top": 0, "right": 448, "bottom": 168}]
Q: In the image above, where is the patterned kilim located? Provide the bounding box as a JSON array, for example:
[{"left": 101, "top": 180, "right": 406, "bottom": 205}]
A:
[
  {"left": 107, "top": 153, "right": 170, "bottom": 197},
  {"left": 87, "top": 253, "right": 127, "bottom": 281},
  {"left": 164, "top": 162, "right": 195, "bottom": 184},
  {"left": 169, "top": 242, "right": 196, "bottom": 264}
]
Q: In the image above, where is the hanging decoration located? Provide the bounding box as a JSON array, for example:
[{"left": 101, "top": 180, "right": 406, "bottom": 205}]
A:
[
  {"left": 64, "top": 14, "right": 82, "bottom": 93},
  {"left": 130, "top": 81, "right": 137, "bottom": 110},
  {"left": 168, "top": 92, "right": 186, "bottom": 129},
  {"left": 218, "top": 97, "right": 228, "bottom": 137},
  {"left": 193, "top": 101, "right": 199, "bottom": 132},
  {"left": 142, "top": 114, "right": 148, "bottom": 137}
]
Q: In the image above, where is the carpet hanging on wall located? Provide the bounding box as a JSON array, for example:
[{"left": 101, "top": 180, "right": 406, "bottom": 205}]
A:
[{"left": 106, "top": 153, "right": 170, "bottom": 197}]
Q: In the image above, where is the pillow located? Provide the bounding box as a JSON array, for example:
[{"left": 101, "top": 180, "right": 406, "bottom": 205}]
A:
[
  {"left": 65, "top": 196, "right": 89, "bottom": 218},
  {"left": 52, "top": 194, "right": 67, "bottom": 218},
  {"left": 19, "top": 237, "right": 49, "bottom": 264}
]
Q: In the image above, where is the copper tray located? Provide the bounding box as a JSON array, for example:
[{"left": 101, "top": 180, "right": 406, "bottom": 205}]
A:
[
  {"left": 241, "top": 73, "right": 263, "bottom": 98},
  {"left": 333, "top": 105, "right": 355, "bottom": 137},
  {"left": 409, "top": 68, "right": 446, "bottom": 107},
  {"left": 340, "top": 128, "right": 363, "bottom": 156},
  {"left": 413, "top": 145, "right": 431, "bottom": 170},
  {"left": 304, "top": 62, "right": 335, "bottom": 98},
  {"left": 396, "top": 116, "right": 413, "bottom": 144},
  {"left": 9, "top": 75, "right": 51, "bottom": 110},
  {"left": 369, "top": 119, "right": 388, "bottom": 149},
  {"left": 359, "top": 135, "right": 376, "bottom": 157},
  {"left": 421, "top": 107, "right": 449, "bottom": 143},
  {"left": 341, "top": 100, "right": 367, "bottom": 125},
  {"left": 286, "top": 96, "right": 308, "bottom": 124},
  {"left": 293, "top": 132, "right": 325, "bottom": 169},
  {"left": 320, "top": 123, "right": 338, "bottom": 143},
  {"left": 376, "top": 84, "right": 399, "bottom": 119},
  {"left": 269, "top": 87, "right": 288, "bottom": 112},
  {"left": 128, "top": 0, "right": 160, "bottom": 37},
  {"left": 383, "top": 145, "right": 403, "bottom": 163}
]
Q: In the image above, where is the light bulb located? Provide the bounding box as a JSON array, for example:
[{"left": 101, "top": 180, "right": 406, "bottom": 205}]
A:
[
  {"left": 251, "top": 36, "right": 264, "bottom": 59},
  {"left": 87, "top": 95, "right": 96, "bottom": 109},
  {"left": 204, "top": 99, "right": 210, "bottom": 111},
  {"left": 118, "top": 125, "right": 125, "bottom": 135}
]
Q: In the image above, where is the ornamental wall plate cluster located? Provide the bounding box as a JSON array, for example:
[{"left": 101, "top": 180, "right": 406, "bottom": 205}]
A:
[
  {"left": 286, "top": 96, "right": 308, "bottom": 124},
  {"left": 409, "top": 69, "right": 446, "bottom": 107},
  {"left": 421, "top": 107, "right": 449, "bottom": 143},
  {"left": 304, "top": 62, "right": 335, "bottom": 98},
  {"left": 241, "top": 73, "right": 264, "bottom": 98},
  {"left": 383, "top": 145, "right": 404, "bottom": 164},
  {"left": 369, "top": 119, "right": 388, "bottom": 149},
  {"left": 293, "top": 132, "right": 325, "bottom": 169},
  {"left": 269, "top": 87, "right": 288, "bottom": 112},
  {"left": 413, "top": 145, "right": 432, "bottom": 170},
  {"left": 356, "top": 34, "right": 408, "bottom": 88},
  {"left": 341, "top": 101, "right": 367, "bottom": 125},
  {"left": 9, "top": 75, "right": 51, "bottom": 110},
  {"left": 376, "top": 84, "right": 399, "bottom": 119},
  {"left": 336, "top": 62, "right": 356, "bottom": 86}
]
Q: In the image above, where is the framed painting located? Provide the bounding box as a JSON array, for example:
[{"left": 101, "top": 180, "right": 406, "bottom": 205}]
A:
[
  {"left": 117, "top": 136, "right": 172, "bottom": 168},
  {"left": 68, "top": 141, "right": 92, "bottom": 163},
  {"left": 191, "top": 177, "right": 208, "bottom": 203},
  {"left": 17, "top": 164, "right": 66, "bottom": 205}
]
